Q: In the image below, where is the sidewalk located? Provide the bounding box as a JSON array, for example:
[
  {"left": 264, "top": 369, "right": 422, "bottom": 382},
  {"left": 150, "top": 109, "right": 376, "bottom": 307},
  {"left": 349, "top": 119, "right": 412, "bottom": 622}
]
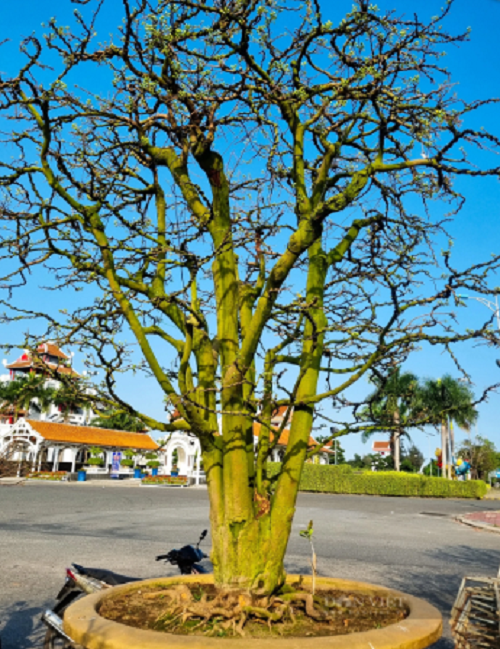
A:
[
  {"left": 19, "top": 478, "right": 207, "bottom": 488},
  {"left": 0, "top": 477, "right": 25, "bottom": 486},
  {"left": 457, "top": 510, "right": 500, "bottom": 534},
  {"left": 484, "top": 489, "right": 500, "bottom": 500}
]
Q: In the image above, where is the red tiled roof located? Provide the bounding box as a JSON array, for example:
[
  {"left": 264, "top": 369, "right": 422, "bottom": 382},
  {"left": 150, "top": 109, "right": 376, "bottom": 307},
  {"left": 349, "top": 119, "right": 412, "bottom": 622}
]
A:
[
  {"left": 38, "top": 343, "right": 69, "bottom": 360},
  {"left": 5, "top": 360, "right": 32, "bottom": 369},
  {"left": 26, "top": 420, "right": 158, "bottom": 450},
  {"left": 271, "top": 405, "right": 290, "bottom": 418},
  {"left": 45, "top": 362, "right": 80, "bottom": 377},
  {"left": 6, "top": 358, "right": 79, "bottom": 377},
  {"left": 372, "top": 441, "right": 391, "bottom": 452}
]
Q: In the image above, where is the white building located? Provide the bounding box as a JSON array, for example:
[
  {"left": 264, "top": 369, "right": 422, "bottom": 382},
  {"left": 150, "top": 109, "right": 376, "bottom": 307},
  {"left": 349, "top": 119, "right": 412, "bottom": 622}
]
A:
[
  {"left": 372, "top": 440, "right": 392, "bottom": 457},
  {"left": 0, "top": 343, "right": 327, "bottom": 481},
  {"left": 0, "top": 419, "right": 206, "bottom": 484},
  {"left": 0, "top": 418, "right": 159, "bottom": 474},
  {"left": 0, "top": 343, "right": 206, "bottom": 483},
  {"left": 0, "top": 342, "right": 95, "bottom": 430}
]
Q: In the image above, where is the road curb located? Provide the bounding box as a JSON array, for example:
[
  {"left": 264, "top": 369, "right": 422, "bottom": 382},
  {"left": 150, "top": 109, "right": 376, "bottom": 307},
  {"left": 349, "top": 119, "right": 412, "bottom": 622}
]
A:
[
  {"left": 456, "top": 514, "right": 500, "bottom": 534},
  {"left": 0, "top": 477, "right": 25, "bottom": 486}
]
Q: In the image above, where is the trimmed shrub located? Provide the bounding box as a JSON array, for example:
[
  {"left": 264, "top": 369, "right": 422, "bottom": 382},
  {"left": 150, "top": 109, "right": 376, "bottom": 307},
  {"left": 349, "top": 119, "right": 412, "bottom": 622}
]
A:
[
  {"left": 266, "top": 463, "right": 487, "bottom": 499},
  {"left": 86, "top": 457, "right": 104, "bottom": 466}
]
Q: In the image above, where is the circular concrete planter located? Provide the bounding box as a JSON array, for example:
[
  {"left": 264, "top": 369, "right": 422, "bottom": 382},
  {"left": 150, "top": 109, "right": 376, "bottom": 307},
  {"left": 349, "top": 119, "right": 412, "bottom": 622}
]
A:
[{"left": 63, "top": 574, "right": 442, "bottom": 649}]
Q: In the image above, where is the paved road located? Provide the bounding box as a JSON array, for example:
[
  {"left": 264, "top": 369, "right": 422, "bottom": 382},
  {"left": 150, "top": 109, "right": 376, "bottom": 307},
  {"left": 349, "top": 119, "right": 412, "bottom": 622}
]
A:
[{"left": 0, "top": 483, "right": 499, "bottom": 648}]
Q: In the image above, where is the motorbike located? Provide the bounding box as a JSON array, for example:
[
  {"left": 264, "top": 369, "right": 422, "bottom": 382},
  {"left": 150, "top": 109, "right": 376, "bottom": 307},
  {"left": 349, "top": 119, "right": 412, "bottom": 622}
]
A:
[{"left": 41, "top": 530, "right": 208, "bottom": 648}]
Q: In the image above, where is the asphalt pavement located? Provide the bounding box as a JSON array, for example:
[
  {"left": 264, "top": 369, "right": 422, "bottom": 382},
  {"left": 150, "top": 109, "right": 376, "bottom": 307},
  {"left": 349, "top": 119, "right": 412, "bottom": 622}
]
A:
[{"left": 0, "top": 482, "right": 499, "bottom": 648}]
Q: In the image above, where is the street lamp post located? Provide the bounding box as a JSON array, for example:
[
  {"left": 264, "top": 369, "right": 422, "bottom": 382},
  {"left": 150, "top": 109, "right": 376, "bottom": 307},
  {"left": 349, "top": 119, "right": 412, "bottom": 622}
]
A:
[
  {"left": 458, "top": 293, "right": 500, "bottom": 332},
  {"left": 330, "top": 427, "right": 338, "bottom": 465}
]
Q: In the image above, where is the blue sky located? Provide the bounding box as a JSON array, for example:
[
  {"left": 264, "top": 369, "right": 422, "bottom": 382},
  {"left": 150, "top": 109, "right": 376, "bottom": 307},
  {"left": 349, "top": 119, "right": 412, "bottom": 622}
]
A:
[{"left": 1, "top": 0, "right": 499, "bottom": 461}]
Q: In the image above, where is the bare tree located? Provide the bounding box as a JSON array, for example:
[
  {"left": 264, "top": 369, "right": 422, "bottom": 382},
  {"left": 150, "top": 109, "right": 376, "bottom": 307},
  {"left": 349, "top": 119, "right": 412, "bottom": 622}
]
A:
[{"left": 0, "top": 0, "right": 499, "bottom": 593}]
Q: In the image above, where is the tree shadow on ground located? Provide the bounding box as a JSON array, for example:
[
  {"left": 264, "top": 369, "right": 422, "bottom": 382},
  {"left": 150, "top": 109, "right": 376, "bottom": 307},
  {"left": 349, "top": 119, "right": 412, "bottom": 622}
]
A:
[
  {"left": 381, "top": 544, "right": 499, "bottom": 649},
  {"left": 285, "top": 544, "right": 499, "bottom": 649},
  {"left": 0, "top": 600, "right": 45, "bottom": 649}
]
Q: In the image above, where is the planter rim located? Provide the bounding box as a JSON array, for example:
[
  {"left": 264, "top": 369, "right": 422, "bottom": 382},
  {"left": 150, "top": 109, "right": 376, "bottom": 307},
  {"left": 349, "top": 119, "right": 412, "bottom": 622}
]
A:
[{"left": 63, "top": 574, "right": 442, "bottom": 649}]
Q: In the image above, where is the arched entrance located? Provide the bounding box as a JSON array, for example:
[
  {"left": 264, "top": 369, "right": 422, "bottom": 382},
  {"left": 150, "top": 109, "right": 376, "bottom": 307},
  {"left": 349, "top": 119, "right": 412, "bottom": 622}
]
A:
[
  {"left": 168, "top": 441, "right": 189, "bottom": 475},
  {"left": 2, "top": 438, "right": 38, "bottom": 476},
  {"left": 161, "top": 432, "right": 201, "bottom": 483}
]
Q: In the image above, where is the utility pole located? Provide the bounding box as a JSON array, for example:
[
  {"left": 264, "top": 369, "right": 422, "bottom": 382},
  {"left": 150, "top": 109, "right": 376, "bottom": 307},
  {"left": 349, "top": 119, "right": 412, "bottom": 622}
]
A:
[{"left": 330, "top": 427, "right": 338, "bottom": 465}]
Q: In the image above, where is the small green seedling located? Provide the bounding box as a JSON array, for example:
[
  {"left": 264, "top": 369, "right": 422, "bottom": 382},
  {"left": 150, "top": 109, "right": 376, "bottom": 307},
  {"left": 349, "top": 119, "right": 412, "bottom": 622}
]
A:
[{"left": 299, "top": 519, "right": 317, "bottom": 595}]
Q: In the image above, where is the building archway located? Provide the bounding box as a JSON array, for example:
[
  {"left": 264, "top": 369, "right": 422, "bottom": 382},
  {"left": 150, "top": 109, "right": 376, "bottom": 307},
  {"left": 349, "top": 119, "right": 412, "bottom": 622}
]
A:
[
  {"left": 166, "top": 441, "right": 190, "bottom": 475},
  {"left": 161, "top": 432, "right": 201, "bottom": 481}
]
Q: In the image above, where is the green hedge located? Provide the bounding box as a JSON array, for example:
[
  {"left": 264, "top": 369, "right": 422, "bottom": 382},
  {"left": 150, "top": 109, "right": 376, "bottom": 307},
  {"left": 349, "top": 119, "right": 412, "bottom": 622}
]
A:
[{"left": 266, "top": 463, "right": 487, "bottom": 499}]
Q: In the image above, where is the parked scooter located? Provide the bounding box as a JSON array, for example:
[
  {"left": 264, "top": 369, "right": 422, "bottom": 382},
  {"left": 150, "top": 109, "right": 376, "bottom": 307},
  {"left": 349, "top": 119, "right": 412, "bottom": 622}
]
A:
[{"left": 41, "top": 530, "right": 208, "bottom": 648}]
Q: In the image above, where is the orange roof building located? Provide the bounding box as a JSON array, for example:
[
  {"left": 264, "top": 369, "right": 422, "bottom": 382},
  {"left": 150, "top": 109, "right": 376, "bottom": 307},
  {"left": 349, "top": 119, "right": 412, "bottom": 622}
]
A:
[
  {"left": 253, "top": 422, "right": 318, "bottom": 450},
  {"left": 25, "top": 420, "right": 158, "bottom": 450},
  {"left": 0, "top": 418, "right": 158, "bottom": 475},
  {"left": 252, "top": 418, "right": 331, "bottom": 465},
  {"left": 372, "top": 440, "right": 391, "bottom": 456}
]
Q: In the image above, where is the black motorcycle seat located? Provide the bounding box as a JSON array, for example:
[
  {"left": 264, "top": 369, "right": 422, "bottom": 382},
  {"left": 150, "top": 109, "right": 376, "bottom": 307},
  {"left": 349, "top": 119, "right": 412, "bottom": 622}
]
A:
[{"left": 72, "top": 563, "right": 141, "bottom": 586}]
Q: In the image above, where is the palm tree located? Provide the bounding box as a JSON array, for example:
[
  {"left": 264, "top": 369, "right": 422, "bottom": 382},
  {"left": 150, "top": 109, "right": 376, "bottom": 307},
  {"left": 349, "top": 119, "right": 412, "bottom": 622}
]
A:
[
  {"left": 52, "top": 383, "right": 90, "bottom": 423},
  {"left": 361, "top": 368, "right": 419, "bottom": 471},
  {"left": 91, "top": 410, "right": 145, "bottom": 432},
  {"left": 419, "top": 375, "right": 478, "bottom": 479},
  {"left": 0, "top": 374, "right": 55, "bottom": 421}
]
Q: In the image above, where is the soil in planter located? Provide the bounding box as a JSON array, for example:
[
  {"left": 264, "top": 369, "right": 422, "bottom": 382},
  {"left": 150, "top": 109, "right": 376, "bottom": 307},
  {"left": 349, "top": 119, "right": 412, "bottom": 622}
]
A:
[{"left": 99, "top": 581, "right": 409, "bottom": 638}]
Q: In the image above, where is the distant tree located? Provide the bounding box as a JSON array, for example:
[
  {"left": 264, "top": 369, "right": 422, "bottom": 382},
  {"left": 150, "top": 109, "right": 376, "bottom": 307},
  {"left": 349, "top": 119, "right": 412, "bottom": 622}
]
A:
[
  {"left": 92, "top": 410, "right": 146, "bottom": 432},
  {"left": 458, "top": 436, "right": 497, "bottom": 481},
  {"left": 52, "top": 383, "right": 91, "bottom": 423},
  {"left": 423, "top": 459, "right": 440, "bottom": 477},
  {"left": 315, "top": 436, "right": 345, "bottom": 465},
  {"left": 371, "top": 453, "right": 395, "bottom": 472},
  {"left": 401, "top": 444, "right": 425, "bottom": 473},
  {"left": 419, "top": 376, "right": 478, "bottom": 479},
  {"left": 0, "top": 374, "right": 55, "bottom": 421},
  {"left": 361, "top": 368, "right": 420, "bottom": 472},
  {"left": 347, "top": 454, "right": 365, "bottom": 470}
]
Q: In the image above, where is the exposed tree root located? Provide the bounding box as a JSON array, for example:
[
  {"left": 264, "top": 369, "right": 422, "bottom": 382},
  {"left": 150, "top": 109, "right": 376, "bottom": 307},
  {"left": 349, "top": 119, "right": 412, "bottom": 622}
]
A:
[
  {"left": 147, "top": 584, "right": 355, "bottom": 636},
  {"left": 100, "top": 583, "right": 409, "bottom": 638}
]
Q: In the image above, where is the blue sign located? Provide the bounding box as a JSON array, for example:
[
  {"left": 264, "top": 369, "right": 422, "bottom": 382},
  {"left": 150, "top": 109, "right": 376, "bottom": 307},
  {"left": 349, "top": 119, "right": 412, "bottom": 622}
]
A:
[
  {"left": 496, "top": 469, "right": 500, "bottom": 479},
  {"left": 111, "top": 452, "right": 122, "bottom": 479}
]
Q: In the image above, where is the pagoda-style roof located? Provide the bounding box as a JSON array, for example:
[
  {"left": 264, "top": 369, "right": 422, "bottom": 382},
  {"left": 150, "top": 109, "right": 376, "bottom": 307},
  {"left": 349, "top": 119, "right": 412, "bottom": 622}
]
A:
[
  {"left": 38, "top": 342, "right": 69, "bottom": 360},
  {"left": 25, "top": 420, "right": 158, "bottom": 450},
  {"left": 6, "top": 342, "right": 80, "bottom": 377}
]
